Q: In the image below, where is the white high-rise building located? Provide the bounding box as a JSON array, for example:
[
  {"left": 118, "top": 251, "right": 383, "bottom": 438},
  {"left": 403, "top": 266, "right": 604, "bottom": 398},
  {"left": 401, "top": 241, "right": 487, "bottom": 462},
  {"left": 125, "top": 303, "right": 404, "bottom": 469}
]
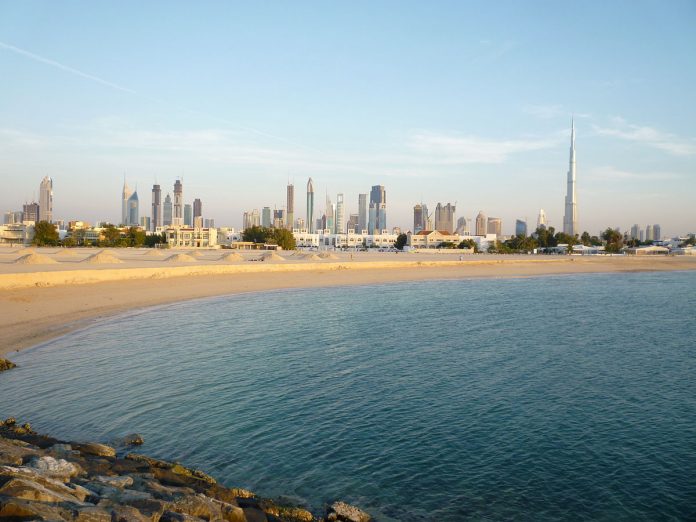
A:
[
  {"left": 335, "top": 193, "right": 345, "bottom": 234},
  {"left": 173, "top": 179, "right": 183, "bottom": 225},
  {"left": 563, "top": 119, "right": 578, "bottom": 236},
  {"left": 537, "top": 208, "right": 547, "bottom": 229},
  {"left": 122, "top": 177, "right": 132, "bottom": 225},
  {"left": 39, "top": 176, "right": 53, "bottom": 223}
]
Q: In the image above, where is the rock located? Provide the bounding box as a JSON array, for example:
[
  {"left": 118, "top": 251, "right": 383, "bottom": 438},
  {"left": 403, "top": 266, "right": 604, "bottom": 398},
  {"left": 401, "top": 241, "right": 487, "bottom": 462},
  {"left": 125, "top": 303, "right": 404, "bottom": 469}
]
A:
[
  {"left": 27, "top": 455, "right": 81, "bottom": 479},
  {"left": 0, "top": 358, "right": 17, "bottom": 372},
  {"left": 263, "top": 503, "right": 314, "bottom": 522},
  {"left": 0, "top": 477, "right": 83, "bottom": 503},
  {"left": 0, "top": 436, "right": 38, "bottom": 465},
  {"left": 326, "top": 501, "right": 372, "bottom": 522},
  {"left": 160, "top": 510, "right": 207, "bottom": 521},
  {"left": 48, "top": 443, "right": 80, "bottom": 459},
  {"left": 74, "top": 442, "right": 116, "bottom": 458},
  {"left": 93, "top": 474, "right": 134, "bottom": 488},
  {"left": 110, "top": 504, "right": 153, "bottom": 522},
  {"left": 0, "top": 495, "right": 69, "bottom": 520},
  {"left": 1, "top": 417, "right": 17, "bottom": 427},
  {"left": 122, "top": 498, "right": 171, "bottom": 521},
  {"left": 113, "top": 433, "right": 145, "bottom": 447},
  {"left": 126, "top": 453, "right": 174, "bottom": 469},
  {"left": 168, "top": 493, "right": 224, "bottom": 520},
  {"left": 65, "top": 505, "right": 112, "bottom": 522},
  {"left": 135, "top": 477, "right": 196, "bottom": 501}
]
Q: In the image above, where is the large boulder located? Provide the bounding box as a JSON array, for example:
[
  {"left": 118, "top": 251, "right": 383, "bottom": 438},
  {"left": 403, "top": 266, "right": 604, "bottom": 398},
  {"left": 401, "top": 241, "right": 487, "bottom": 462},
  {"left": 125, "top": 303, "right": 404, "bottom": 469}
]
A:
[
  {"left": 326, "top": 501, "right": 372, "bottom": 522},
  {"left": 0, "top": 495, "right": 69, "bottom": 520},
  {"left": 0, "top": 358, "right": 16, "bottom": 372},
  {"left": 0, "top": 477, "right": 83, "bottom": 503},
  {"left": 74, "top": 442, "right": 116, "bottom": 458},
  {"left": 27, "top": 455, "right": 82, "bottom": 480},
  {"left": 0, "top": 436, "right": 38, "bottom": 466}
]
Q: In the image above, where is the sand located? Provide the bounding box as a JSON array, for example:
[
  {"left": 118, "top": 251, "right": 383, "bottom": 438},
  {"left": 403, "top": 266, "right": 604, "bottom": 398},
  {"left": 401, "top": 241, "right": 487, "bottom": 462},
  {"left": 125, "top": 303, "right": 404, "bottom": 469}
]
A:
[
  {"left": 83, "top": 252, "right": 124, "bottom": 264},
  {"left": 13, "top": 253, "right": 58, "bottom": 265},
  {"left": 1, "top": 248, "right": 695, "bottom": 356},
  {"left": 219, "top": 253, "right": 244, "bottom": 262},
  {"left": 166, "top": 253, "right": 197, "bottom": 263}
]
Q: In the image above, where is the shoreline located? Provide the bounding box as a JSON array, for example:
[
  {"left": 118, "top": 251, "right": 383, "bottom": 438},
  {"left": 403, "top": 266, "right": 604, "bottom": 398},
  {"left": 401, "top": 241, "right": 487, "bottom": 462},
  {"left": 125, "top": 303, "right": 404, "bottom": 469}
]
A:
[{"left": 1, "top": 254, "right": 695, "bottom": 357}]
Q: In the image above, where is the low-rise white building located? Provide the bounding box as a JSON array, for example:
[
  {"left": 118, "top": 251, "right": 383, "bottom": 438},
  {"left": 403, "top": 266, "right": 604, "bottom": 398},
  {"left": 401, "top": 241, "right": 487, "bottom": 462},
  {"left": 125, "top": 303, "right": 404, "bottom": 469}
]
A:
[
  {"left": 165, "top": 227, "right": 218, "bottom": 248},
  {"left": 0, "top": 223, "right": 34, "bottom": 245}
]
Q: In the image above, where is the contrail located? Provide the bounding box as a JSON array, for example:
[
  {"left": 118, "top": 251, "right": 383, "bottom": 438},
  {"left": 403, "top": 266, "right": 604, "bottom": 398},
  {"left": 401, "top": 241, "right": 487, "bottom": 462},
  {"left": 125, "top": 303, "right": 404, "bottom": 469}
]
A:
[
  {"left": 0, "top": 40, "right": 319, "bottom": 153},
  {"left": 0, "top": 40, "right": 136, "bottom": 94}
]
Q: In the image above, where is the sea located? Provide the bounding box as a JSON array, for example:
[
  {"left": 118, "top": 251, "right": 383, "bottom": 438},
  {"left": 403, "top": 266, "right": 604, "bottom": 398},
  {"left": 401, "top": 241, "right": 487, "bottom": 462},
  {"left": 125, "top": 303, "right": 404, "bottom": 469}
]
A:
[{"left": 2, "top": 271, "right": 695, "bottom": 521}]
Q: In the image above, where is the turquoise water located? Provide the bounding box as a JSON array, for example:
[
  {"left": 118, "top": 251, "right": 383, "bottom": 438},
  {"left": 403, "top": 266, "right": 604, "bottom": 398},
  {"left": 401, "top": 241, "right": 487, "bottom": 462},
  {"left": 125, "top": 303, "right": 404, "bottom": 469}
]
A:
[{"left": 2, "top": 272, "right": 696, "bottom": 521}]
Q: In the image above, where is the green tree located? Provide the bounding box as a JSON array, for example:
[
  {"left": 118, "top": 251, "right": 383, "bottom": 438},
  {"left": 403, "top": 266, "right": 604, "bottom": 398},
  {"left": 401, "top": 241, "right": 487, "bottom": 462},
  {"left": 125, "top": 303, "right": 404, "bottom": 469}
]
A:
[
  {"left": 32, "top": 221, "right": 59, "bottom": 246},
  {"left": 394, "top": 233, "right": 408, "bottom": 250},
  {"left": 144, "top": 232, "right": 167, "bottom": 248},
  {"left": 101, "top": 224, "right": 121, "bottom": 247},
  {"left": 270, "top": 228, "right": 296, "bottom": 250},
  {"left": 242, "top": 225, "right": 268, "bottom": 244},
  {"left": 458, "top": 239, "right": 478, "bottom": 252},
  {"left": 61, "top": 236, "right": 76, "bottom": 247},
  {"left": 126, "top": 226, "right": 146, "bottom": 247},
  {"left": 602, "top": 228, "right": 624, "bottom": 253}
]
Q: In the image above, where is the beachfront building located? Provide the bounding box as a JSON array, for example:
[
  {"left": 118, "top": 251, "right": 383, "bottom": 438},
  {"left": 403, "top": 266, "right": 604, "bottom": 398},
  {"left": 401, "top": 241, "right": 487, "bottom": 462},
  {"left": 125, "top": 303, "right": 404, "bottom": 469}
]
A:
[
  {"left": 625, "top": 245, "right": 669, "bottom": 255},
  {"left": 407, "top": 230, "right": 461, "bottom": 249},
  {"left": 165, "top": 226, "right": 218, "bottom": 248},
  {"left": 0, "top": 223, "right": 35, "bottom": 245}
]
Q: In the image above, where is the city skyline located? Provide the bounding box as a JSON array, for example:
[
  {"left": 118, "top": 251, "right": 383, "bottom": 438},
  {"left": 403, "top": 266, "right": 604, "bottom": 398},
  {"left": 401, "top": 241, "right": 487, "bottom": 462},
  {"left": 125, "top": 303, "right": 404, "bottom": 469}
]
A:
[{"left": 1, "top": 2, "right": 694, "bottom": 235}]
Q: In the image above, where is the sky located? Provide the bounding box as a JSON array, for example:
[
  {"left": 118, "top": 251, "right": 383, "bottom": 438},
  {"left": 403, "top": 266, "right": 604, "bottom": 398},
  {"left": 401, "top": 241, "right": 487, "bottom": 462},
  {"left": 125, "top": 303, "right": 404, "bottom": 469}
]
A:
[{"left": 1, "top": 0, "right": 695, "bottom": 236}]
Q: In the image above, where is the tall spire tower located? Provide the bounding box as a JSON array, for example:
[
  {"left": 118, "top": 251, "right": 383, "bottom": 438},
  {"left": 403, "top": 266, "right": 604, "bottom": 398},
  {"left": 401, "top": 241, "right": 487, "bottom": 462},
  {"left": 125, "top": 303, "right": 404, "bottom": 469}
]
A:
[{"left": 563, "top": 118, "right": 578, "bottom": 236}]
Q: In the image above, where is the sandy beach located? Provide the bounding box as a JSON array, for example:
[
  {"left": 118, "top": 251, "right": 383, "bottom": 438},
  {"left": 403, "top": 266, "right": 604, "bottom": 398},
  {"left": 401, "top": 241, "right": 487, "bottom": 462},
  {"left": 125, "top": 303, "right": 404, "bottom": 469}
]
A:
[{"left": 1, "top": 247, "right": 694, "bottom": 356}]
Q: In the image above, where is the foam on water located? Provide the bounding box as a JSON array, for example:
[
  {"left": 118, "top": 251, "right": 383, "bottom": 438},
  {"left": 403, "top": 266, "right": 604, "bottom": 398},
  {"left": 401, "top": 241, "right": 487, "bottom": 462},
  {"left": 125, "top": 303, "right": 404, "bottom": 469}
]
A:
[{"left": 2, "top": 272, "right": 695, "bottom": 521}]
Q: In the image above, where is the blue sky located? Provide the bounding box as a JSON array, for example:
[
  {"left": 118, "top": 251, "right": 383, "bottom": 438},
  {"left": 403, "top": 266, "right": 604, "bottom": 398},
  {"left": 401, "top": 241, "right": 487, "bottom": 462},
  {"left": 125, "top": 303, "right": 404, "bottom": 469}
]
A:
[{"left": 1, "top": 0, "right": 695, "bottom": 235}]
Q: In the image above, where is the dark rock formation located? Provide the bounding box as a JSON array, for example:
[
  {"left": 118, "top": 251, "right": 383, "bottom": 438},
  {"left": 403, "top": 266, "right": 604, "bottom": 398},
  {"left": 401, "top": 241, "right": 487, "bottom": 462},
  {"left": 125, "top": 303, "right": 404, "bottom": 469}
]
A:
[
  {"left": 0, "top": 418, "right": 369, "bottom": 521},
  {"left": 0, "top": 358, "right": 17, "bottom": 372}
]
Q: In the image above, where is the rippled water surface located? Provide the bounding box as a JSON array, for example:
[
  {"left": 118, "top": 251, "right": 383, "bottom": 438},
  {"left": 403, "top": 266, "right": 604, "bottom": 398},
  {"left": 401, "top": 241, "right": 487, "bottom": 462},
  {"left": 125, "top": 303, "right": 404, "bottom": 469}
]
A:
[{"left": 2, "top": 272, "right": 696, "bottom": 520}]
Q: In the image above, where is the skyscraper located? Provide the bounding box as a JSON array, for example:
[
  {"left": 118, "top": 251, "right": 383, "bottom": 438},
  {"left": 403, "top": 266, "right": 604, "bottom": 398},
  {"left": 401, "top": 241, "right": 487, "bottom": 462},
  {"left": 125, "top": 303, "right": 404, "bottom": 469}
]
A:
[
  {"left": 184, "top": 204, "right": 192, "bottom": 227},
  {"left": 173, "top": 179, "right": 183, "bottom": 225},
  {"left": 368, "top": 204, "right": 377, "bottom": 235},
  {"left": 193, "top": 198, "right": 202, "bottom": 223},
  {"left": 163, "top": 194, "right": 173, "bottom": 226},
  {"left": 653, "top": 224, "right": 661, "bottom": 241},
  {"left": 413, "top": 204, "right": 424, "bottom": 233},
  {"left": 455, "top": 217, "right": 469, "bottom": 235},
  {"left": 358, "top": 194, "right": 367, "bottom": 233},
  {"left": 475, "top": 211, "right": 487, "bottom": 236},
  {"left": 630, "top": 224, "right": 640, "bottom": 240},
  {"left": 307, "top": 178, "right": 315, "bottom": 233},
  {"left": 487, "top": 217, "right": 502, "bottom": 236},
  {"left": 286, "top": 183, "right": 294, "bottom": 230},
  {"left": 335, "top": 194, "right": 345, "bottom": 234},
  {"left": 347, "top": 213, "right": 359, "bottom": 233},
  {"left": 127, "top": 190, "right": 139, "bottom": 226},
  {"left": 563, "top": 119, "right": 578, "bottom": 236},
  {"left": 121, "top": 178, "right": 132, "bottom": 225},
  {"left": 515, "top": 219, "right": 528, "bottom": 237},
  {"left": 369, "top": 185, "right": 387, "bottom": 232},
  {"left": 262, "top": 206, "right": 272, "bottom": 228},
  {"left": 324, "top": 194, "right": 335, "bottom": 233},
  {"left": 646, "top": 224, "right": 654, "bottom": 242},
  {"left": 151, "top": 184, "right": 162, "bottom": 231},
  {"left": 23, "top": 202, "right": 39, "bottom": 223},
  {"left": 38, "top": 176, "right": 53, "bottom": 223},
  {"left": 434, "top": 203, "right": 456, "bottom": 234},
  {"left": 537, "top": 209, "right": 547, "bottom": 229}
]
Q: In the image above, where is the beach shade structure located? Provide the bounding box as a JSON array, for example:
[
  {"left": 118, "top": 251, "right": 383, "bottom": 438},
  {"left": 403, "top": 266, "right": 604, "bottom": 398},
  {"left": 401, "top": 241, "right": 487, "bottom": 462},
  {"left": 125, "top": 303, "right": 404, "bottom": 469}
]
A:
[
  {"left": 82, "top": 251, "right": 124, "bottom": 264},
  {"left": 165, "top": 253, "right": 197, "bottom": 263},
  {"left": 318, "top": 252, "right": 338, "bottom": 260},
  {"left": 13, "top": 253, "right": 58, "bottom": 265},
  {"left": 219, "top": 252, "right": 244, "bottom": 262}
]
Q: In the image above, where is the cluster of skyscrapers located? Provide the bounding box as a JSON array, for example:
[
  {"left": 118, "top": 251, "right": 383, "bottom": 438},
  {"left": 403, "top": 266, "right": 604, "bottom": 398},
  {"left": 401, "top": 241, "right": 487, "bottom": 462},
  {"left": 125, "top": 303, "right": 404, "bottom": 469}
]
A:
[{"left": 120, "top": 179, "right": 211, "bottom": 231}]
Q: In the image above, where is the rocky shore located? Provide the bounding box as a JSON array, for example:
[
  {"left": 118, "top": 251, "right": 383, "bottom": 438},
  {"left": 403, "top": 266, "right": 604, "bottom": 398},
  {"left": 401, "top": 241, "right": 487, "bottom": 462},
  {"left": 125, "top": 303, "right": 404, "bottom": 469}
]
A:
[{"left": 0, "top": 417, "right": 372, "bottom": 522}]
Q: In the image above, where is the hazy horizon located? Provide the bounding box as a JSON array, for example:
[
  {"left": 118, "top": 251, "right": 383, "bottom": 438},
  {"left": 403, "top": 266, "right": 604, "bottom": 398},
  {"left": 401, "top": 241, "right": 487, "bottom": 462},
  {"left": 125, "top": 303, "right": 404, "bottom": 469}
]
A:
[{"left": 1, "top": 1, "right": 695, "bottom": 236}]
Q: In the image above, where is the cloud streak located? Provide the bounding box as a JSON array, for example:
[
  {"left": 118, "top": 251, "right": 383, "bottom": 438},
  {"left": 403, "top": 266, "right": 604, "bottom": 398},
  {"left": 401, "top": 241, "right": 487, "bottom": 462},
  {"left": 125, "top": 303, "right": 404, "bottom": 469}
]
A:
[
  {"left": 0, "top": 40, "right": 136, "bottom": 94},
  {"left": 593, "top": 118, "right": 696, "bottom": 156}
]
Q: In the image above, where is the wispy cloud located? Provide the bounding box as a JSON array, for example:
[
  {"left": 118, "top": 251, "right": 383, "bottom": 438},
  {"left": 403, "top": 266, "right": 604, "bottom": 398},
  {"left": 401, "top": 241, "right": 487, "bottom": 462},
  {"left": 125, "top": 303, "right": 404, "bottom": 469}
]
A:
[
  {"left": 522, "top": 104, "right": 591, "bottom": 120},
  {"left": 409, "top": 132, "right": 560, "bottom": 164},
  {"left": 0, "top": 40, "right": 136, "bottom": 94},
  {"left": 0, "top": 40, "right": 316, "bottom": 153},
  {"left": 586, "top": 165, "right": 683, "bottom": 181},
  {"left": 593, "top": 117, "right": 696, "bottom": 156}
]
